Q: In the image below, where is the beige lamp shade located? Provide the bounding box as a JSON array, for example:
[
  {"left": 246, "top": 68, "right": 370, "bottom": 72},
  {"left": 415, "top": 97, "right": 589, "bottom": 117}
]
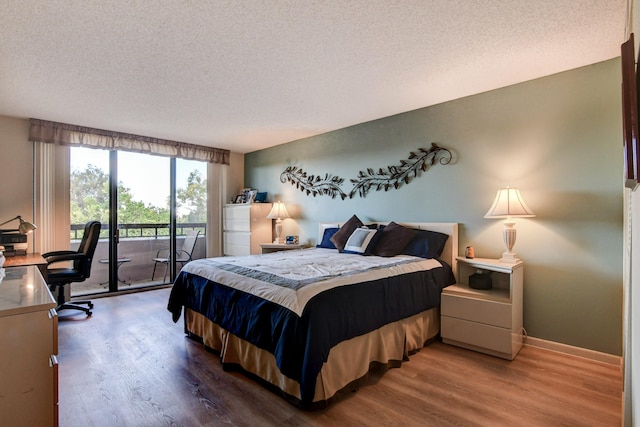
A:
[
  {"left": 484, "top": 188, "right": 535, "bottom": 218},
  {"left": 266, "top": 201, "right": 290, "bottom": 220}
]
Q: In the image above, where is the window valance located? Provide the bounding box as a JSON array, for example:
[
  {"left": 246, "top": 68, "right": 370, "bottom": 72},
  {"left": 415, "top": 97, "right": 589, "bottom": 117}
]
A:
[{"left": 28, "top": 118, "right": 230, "bottom": 165}]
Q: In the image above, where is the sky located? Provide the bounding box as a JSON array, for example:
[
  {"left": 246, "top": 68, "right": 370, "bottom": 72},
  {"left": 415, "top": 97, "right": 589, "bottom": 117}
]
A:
[{"left": 70, "top": 147, "right": 207, "bottom": 208}]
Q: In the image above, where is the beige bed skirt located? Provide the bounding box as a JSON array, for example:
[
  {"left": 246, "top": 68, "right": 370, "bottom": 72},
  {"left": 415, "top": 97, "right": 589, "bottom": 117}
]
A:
[{"left": 184, "top": 307, "right": 440, "bottom": 406}]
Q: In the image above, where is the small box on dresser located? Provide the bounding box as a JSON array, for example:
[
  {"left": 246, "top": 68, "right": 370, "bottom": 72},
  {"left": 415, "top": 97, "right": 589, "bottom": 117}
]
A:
[{"left": 441, "top": 257, "right": 524, "bottom": 360}]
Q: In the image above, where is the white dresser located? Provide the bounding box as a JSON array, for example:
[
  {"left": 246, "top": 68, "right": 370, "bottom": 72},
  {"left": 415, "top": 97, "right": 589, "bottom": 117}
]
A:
[
  {"left": 441, "top": 257, "right": 523, "bottom": 360},
  {"left": 223, "top": 203, "right": 273, "bottom": 256},
  {"left": 0, "top": 265, "right": 59, "bottom": 426}
]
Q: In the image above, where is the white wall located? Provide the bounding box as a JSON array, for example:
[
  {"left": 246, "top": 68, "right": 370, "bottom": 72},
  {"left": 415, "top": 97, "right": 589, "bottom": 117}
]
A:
[{"left": 0, "top": 116, "right": 34, "bottom": 250}]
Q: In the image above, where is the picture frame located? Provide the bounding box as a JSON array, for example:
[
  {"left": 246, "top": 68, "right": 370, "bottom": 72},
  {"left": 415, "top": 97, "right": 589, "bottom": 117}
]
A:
[
  {"left": 621, "top": 34, "right": 640, "bottom": 190},
  {"left": 244, "top": 190, "right": 257, "bottom": 204},
  {"left": 285, "top": 235, "right": 299, "bottom": 245},
  {"left": 234, "top": 195, "right": 244, "bottom": 204}
]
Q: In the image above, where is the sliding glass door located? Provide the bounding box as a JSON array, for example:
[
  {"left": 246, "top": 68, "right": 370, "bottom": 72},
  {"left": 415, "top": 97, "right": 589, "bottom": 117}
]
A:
[
  {"left": 116, "top": 151, "right": 170, "bottom": 289},
  {"left": 175, "top": 158, "right": 207, "bottom": 273},
  {"left": 70, "top": 147, "right": 207, "bottom": 296}
]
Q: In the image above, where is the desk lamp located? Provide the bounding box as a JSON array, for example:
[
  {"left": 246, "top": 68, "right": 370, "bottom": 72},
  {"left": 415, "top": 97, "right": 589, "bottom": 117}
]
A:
[
  {"left": 0, "top": 215, "right": 37, "bottom": 255},
  {"left": 484, "top": 188, "right": 534, "bottom": 263},
  {"left": 0, "top": 215, "right": 37, "bottom": 234}
]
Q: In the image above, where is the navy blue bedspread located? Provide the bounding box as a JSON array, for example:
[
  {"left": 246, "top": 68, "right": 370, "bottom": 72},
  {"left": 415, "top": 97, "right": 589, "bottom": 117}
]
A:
[{"left": 167, "top": 261, "right": 454, "bottom": 403}]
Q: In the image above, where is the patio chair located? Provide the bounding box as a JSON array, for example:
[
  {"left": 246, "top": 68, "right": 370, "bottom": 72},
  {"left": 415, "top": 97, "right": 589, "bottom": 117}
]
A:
[{"left": 151, "top": 229, "right": 200, "bottom": 282}]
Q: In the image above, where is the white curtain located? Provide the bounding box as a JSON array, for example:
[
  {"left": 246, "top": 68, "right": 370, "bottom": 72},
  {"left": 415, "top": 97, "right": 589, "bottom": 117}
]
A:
[
  {"left": 206, "top": 162, "right": 228, "bottom": 257},
  {"left": 34, "top": 141, "right": 70, "bottom": 253}
]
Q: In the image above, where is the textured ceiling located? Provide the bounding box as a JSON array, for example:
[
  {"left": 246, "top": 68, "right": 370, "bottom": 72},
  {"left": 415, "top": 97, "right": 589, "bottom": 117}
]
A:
[{"left": 0, "top": 0, "right": 627, "bottom": 153}]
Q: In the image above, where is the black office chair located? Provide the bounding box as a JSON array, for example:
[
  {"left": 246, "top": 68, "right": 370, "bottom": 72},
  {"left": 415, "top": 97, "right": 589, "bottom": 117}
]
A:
[{"left": 43, "top": 220, "right": 101, "bottom": 316}]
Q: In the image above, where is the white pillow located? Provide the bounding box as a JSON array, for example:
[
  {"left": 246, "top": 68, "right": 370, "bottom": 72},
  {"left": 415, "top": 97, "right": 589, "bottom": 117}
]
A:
[{"left": 343, "top": 227, "right": 378, "bottom": 254}]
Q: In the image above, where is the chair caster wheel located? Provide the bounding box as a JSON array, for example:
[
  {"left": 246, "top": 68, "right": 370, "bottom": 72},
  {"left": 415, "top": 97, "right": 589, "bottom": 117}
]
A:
[
  {"left": 87, "top": 311, "right": 92, "bottom": 317},
  {"left": 88, "top": 302, "right": 94, "bottom": 309}
]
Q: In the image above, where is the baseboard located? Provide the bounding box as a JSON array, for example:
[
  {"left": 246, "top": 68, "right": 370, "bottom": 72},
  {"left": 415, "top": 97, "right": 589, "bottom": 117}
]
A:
[{"left": 524, "top": 336, "right": 621, "bottom": 366}]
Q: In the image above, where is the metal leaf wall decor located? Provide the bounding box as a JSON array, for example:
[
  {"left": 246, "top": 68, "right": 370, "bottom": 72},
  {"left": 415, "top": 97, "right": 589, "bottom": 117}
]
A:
[{"left": 280, "top": 143, "right": 452, "bottom": 199}]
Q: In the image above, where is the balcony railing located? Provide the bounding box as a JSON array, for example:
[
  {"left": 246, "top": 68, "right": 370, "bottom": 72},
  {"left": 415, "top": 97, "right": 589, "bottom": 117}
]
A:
[
  {"left": 69, "top": 222, "right": 207, "bottom": 295},
  {"left": 70, "top": 222, "right": 207, "bottom": 240}
]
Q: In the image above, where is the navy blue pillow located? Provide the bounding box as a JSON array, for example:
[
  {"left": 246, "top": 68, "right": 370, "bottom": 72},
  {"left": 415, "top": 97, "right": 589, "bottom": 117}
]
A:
[
  {"left": 401, "top": 230, "right": 449, "bottom": 259},
  {"left": 317, "top": 227, "right": 339, "bottom": 249}
]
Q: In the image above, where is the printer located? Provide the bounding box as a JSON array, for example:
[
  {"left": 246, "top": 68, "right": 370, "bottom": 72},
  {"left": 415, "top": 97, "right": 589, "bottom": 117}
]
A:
[{"left": 0, "top": 232, "right": 28, "bottom": 256}]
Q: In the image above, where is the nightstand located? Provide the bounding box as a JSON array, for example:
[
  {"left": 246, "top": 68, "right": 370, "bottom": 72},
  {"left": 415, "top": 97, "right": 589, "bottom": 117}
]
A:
[
  {"left": 260, "top": 243, "right": 306, "bottom": 254},
  {"left": 441, "top": 257, "right": 524, "bottom": 360}
]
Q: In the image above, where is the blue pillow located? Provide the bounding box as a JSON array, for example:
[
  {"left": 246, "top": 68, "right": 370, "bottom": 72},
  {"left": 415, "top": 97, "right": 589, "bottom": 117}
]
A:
[
  {"left": 401, "top": 230, "right": 449, "bottom": 259},
  {"left": 317, "top": 227, "right": 339, "bottom": 249}
]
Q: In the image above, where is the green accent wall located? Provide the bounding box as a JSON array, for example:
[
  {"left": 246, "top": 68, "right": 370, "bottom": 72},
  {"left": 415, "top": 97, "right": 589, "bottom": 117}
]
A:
[{"left": 245, "top": 59, "right": 623, "bottom": 356}]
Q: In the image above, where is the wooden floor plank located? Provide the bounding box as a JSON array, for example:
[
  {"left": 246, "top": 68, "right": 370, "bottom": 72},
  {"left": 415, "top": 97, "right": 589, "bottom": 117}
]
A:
[{"left": 58, "top": 288, "right": 622, "bottom": 426}]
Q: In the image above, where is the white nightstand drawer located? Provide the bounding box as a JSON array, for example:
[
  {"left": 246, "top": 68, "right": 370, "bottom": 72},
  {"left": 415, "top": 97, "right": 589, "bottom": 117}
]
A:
[
  {"left": 441, "top": 293, "right": 511, "bottom": 329},
  {"left": 441, "top": 316, "right": 513, "bottom": 355}
]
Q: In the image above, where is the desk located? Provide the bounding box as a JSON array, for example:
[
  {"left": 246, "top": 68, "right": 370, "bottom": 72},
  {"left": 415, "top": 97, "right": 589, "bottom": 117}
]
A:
[
  {"left": 3, "top": 252, "right": 48, "bottom": 281},
  {"left": 3, "top": 252, "right": 47, "bottom": 268},
  {"left": 0, "top": 265, "right": 59, "bottom": 426}
]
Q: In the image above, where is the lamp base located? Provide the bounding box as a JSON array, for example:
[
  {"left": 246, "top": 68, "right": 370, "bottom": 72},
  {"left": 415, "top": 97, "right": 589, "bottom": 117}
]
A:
[
  {"left": 273, "top": 219, "right": 284, "bottom": 244},
  {"left": 499, "top": 251, "right": 520, "bottom": 264}
]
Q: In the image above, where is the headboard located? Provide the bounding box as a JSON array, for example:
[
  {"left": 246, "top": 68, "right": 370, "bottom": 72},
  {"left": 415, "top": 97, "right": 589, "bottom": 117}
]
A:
[{"left": 318, "top": 222, "right": 459, "bottom": 272}]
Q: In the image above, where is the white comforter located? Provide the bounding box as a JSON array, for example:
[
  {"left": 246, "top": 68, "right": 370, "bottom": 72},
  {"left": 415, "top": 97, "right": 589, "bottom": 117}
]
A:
[{"left": 181, "top": 247, "right": 443, "bottom": 316}]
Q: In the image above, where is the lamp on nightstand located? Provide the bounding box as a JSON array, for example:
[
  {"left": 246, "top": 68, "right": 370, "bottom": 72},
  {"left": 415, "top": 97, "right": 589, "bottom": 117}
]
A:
[
  {"left": 266, "top": 201, "right": 290, "bottom": 244},
  {"left": 484, "top": 187, "right": 535, "bottom": 263}
]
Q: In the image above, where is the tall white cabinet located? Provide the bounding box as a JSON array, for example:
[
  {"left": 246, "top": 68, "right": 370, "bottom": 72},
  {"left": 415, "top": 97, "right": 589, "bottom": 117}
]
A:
[
  {"left": 223, "top": 203, "right": 273, "bottom": 256},
  {"left": 0, "top": 265, "right": 59, "bottom": 426},
  {"left": 441, "top": 257, "right": 524, "bottom": 360}
]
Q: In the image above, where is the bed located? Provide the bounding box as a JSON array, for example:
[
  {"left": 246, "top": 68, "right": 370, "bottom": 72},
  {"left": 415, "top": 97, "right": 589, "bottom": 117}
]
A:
[{"left": 168, "top": 220, "right": 458, "bottom": 408}]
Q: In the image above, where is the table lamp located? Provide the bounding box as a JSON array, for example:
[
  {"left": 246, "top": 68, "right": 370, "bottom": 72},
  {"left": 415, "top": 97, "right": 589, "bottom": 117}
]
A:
[
  {"left": 484, "top": 188, "right": 535, "bottom": 263},
  {"left": 266, "top": 202, "right": 290, "bottom": 244}
]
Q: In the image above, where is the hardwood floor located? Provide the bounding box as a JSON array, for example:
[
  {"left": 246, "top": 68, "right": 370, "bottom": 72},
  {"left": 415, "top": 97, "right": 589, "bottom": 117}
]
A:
[{"left": 58, "top": 288, "right": 622, "bottom": 426}]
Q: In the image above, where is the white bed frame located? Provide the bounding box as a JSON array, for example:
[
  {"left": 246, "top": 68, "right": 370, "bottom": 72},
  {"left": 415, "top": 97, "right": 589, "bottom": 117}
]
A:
[{"left": 319, "top": 221, "right": 459, "bottom": 274}]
